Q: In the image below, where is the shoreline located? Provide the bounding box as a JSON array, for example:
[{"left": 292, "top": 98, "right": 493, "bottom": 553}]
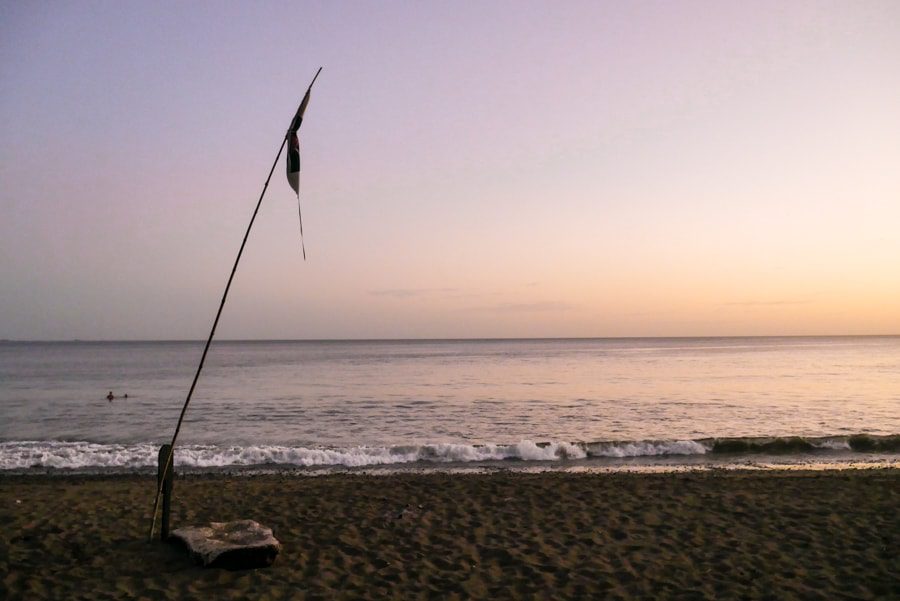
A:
[
  {"left": 3, "top": 469, "right": 898, "bottom": 599},
  {"left": 2, "top": 455, "right": 899, "bottom": 478}
]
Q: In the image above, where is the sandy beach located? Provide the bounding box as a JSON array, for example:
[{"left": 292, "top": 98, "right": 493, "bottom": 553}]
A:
[{"left": 1, "top": 469, "right": 897, "bottom": 600}]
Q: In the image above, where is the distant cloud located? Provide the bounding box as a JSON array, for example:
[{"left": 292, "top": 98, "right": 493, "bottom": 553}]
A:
[
  {"left": 369, "top": 287, "right": 459, "bottom": 299},
  {"left": 722, "top": 300, "right": 813, "bottom": 307},
  {"left": 468, "top": 301, "right": 577, "bottom": 313},
  {"left": 370, "top": 288, "right": 574, "bottom": 313},
  {"left": 370, "top": 289, "right": 420, "bottom": 298}
]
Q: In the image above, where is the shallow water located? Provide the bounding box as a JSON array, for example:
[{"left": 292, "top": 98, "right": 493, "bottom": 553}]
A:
[{"left": 1, "top": 337, "right": 898, "bottom": 471}]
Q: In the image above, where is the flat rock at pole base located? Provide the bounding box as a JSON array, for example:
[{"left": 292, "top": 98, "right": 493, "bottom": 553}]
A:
[{"left": 170, "top": 520, "right": 281, "bottom": 570}]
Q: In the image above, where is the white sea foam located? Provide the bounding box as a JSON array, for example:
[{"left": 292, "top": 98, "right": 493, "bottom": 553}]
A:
[
  {"left": 0, "top": 441, "right": 160, "bottom": 470},
  {"left": 0, "top": 439, "right": 616, "bottom": 470},
  {"left": 812, "top": 438, "right": 852, "bottom": 450},
  {"left": 1, "top": 436, "right": 882, "bottom": 472},
  {"left": 586, "top": 440, "right": 709, "bottom": 457}
]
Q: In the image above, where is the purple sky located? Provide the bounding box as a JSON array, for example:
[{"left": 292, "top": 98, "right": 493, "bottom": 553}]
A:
[{"left": 2, "top": 1, "right": 899, "bottom": 340}]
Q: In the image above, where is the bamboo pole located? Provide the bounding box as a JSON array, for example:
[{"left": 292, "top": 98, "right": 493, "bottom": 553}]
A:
[{"left": 148, "top": 69, "right": 322, "bottom": 541}]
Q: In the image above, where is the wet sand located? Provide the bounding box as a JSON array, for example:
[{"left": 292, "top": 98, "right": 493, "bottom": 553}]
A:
[{"left": 2, "top": 469, "right": 898, "bottom": 600}]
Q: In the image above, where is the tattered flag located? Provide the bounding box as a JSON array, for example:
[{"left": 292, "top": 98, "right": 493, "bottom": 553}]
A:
[{"left": 286, "top": 68, "right": 320, "bottom": 259}]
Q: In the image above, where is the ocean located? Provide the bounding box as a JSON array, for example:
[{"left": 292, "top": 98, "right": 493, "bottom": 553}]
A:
[{"left": 1, "top": 337, "right": 898, "bottom": 473}]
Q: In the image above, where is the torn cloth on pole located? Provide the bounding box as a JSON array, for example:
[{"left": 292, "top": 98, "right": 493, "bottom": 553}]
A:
[{"left": 287, "top": 75, "right": 317, "bottom": 260}]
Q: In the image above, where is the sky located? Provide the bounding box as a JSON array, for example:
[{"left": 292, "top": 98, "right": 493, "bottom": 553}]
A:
[{"left": 1, "top": 1, "right": 899, "bottom": 340}]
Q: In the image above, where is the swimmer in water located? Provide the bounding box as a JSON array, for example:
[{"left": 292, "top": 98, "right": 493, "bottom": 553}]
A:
[{"left": 107, "top": 391, "right": 114, "bottom": 401}]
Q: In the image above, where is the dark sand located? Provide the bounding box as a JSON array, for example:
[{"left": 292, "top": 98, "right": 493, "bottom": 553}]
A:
[{"left": 1, "top": 469, "right": 898, "bottom": 600}]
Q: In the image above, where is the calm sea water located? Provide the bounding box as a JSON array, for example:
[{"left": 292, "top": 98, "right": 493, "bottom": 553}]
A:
[{"left": 0, "top": 337, "right": 898, "bottom": 471}]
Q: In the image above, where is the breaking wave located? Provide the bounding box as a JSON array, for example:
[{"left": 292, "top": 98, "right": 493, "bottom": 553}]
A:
[{"left": 0, "top": 434, "right": 896, "bottom": 472}]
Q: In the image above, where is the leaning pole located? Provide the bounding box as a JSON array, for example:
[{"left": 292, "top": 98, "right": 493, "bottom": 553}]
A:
[{"left": 149, "top": 68, "right": 322, "bottom": 541}]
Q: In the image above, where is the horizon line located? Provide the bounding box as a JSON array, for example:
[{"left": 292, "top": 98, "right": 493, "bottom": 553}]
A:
[{"left": 2, "top": 334, "right": 899, "bottom": 344}]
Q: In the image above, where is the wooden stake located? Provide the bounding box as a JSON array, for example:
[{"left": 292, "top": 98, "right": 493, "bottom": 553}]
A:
[{"left": 157, "top": 444, "right": 174, "bottom": 540}]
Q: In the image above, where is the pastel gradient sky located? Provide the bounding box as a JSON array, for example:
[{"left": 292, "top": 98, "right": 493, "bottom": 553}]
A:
[{"left": 2, "top": 1, "right": 899, "bottom": 340}]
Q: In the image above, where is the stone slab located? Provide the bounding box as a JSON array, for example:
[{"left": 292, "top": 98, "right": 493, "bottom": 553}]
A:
[{"left": 170, "top": 519, "right": 281, "bottom": 570}]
